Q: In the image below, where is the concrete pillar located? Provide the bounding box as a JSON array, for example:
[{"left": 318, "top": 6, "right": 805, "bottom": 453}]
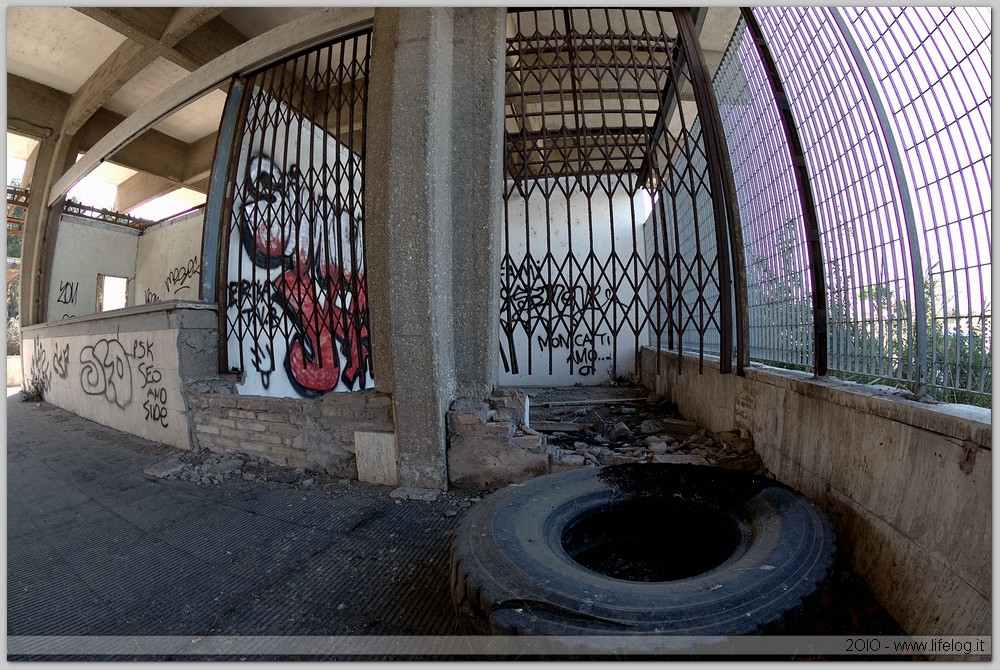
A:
[
  {"left": 450, "top": 8, "right": 506, "bottom": 399},
  {"left": 21, "top": 144, "right": 41, "bottom": 189},
  {"left": 20, "top": 136, "right": 76, "bottom": 326},
  {"left": 365, "top": 7, "right": 506, "bottom": 489}
]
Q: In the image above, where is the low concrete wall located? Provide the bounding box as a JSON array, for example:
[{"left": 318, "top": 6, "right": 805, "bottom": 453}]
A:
[
  {"left": 22, "top": 301, "right": 401, "bottom": 484},
  {"left": 21, "top": 302, "right": 216, "bottom": 450},
  {"left": 640, "top": 347, "right": 991, "bottom": 637},
  {"left": 7, "top": 355, "right": 22, "bottom": 387}
]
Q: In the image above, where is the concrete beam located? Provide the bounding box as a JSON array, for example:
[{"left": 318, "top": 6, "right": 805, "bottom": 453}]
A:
[
  {"left": 7, "top": 74, "right": 69, "bottom": 141},
  {"left": 19, "top": 140, "right": 75, "bottom": 326},
  {"left": 21, "top": 145, "right": 41, "bottom": 189},
  {"left": 183, "top": 132, "right": 217, "bottom": 185},
  {"left": 75, "top": 109, "right": 189, "bottom": 184},
  {"left": 51, "top": 7, "right": 374, "bottom": 204},
  {"left": 169, "top": 17, "right": 249, "bottom": 74},
  {"left": 114, "top": 172, "right": 179, "bottom": 213},
  {"left": 62, "top": 8, "right": 226, "bottom": 137},
  {"left": 73, "top": 7, "right": 172, "bottom": 47},
  {"left": 62, "top": 40, "right": 158, "bottom": 137}
]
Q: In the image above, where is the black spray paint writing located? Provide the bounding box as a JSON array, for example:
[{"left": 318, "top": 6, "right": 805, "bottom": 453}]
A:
[
  {"left": 77, "top": 336, "right": 169, "bottom": 427},
  {"left": 164, "top": 256, "right": 200, "bottom": 295},
  {"left": 29, "top": 337, "right": 52, "bottom": 392},
  {"left": 80, "top": 339, "right": 133, "bottom": 408},
  {"left": 52, "top": 342, "right": 70, "bottom": 380},
  {"left": 145, "top": 288, "right": 160, "bottom": 304},
  {"left": 134, "top": 339, "right": 169, "bottom": 428},
  {"left": 56, "top": 281, "right": 78, "bottom": 305},
  {"left": 227, "top": 279, "right": 282, "bottom": 329},
  {"left": 499, "top": 256, "right": 621, "bottom": 376}
]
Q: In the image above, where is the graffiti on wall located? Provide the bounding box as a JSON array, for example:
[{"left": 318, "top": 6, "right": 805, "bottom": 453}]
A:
[
  {"left": 145, "top": 289, "right": 161, "bottom": 304},
  {"left": 76, "top": 336, "right": 169, "bottom": 427},
  {"left": 28, "top": 337, "right": 52, "bottom": 392},
  {"left": 80, "top": 339, "right": 133, "bottom": 408},
  {"left": 164, "top": 256, "right": 200, "bottom": 296},
  {"left": 499, "top": 256, "right": 618, "bottom": 378},
  {"left": 56, "top": 279, "right": 79, "bottom": 319},
  {"left": 226, "top": 151, "right": 373, "bottom": 398},
  {"left": 52, "top": 342, "right": 70, "bottom": 380},
  {"left": 57, "top": 281, "right": 78, "bottom": 305},
  {"left": 26, "top": 334, "right": 171, "bottom": 432}
]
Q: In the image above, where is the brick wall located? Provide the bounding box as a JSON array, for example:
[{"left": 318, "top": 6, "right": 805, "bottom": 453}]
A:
[{"left": 187, "top": 388, "right": 394, "bottom": 478}]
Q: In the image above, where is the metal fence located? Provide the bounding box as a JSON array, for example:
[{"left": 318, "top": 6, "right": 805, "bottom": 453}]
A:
[
  {"left": 716, "top": 7, "right": 990, "bottom": 405},
  {"left": 220, "top": 29, "right": 374, "bottom": 398},
  {"left": 7, "top": 186, "right": 29, "bottom": 236},
  {"left": 500, "top": 8, "right": 741, "bottom": 385}
]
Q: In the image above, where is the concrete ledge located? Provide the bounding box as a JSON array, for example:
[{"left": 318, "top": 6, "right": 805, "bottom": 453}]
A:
[
  {"left": 640, "top": 346, "right": 991, "bottom": 637},
  {"left": 23, "top": 300, "right": 216, "bottom": 336}
]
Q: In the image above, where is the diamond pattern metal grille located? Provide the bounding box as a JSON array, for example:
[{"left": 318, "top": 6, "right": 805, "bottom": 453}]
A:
[
  {"left": 220, "top": 30, "right": 373, "bottom": 398},
  {"left": 501, "top": 9, "right": 734, "bottom": 383}
]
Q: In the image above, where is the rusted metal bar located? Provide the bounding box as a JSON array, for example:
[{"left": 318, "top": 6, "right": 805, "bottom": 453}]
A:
[
  {"left": 740, "top": 7, "right": 828, "bottom": 377},
  {"left": 674, "top": 8, "right": 740, "bottom": 374}
]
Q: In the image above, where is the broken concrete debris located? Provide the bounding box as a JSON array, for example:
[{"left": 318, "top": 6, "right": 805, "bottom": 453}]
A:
[
  {"left": 448, "top": 386, "right": 766, "bottom": 491},
  {"left": 144, "top": 449, "right": 324, "bottom": 488},
  {"left": 389, "top": 487, "right": 440, "bottom": 502}
]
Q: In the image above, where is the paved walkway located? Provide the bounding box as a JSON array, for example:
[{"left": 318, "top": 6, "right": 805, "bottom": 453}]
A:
[{"left": 7, "top": 391, "right": 465, "bottom": 660}]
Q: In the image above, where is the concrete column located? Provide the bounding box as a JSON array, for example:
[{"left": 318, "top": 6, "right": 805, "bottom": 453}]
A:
[
  {"left": 450, "top": 8, "right": 506, "bottom": 399},
  {"left": 20, "top": 136, "right": 76, "bottom": 326},
  {"left": 365, "top": 7, "right": 506, "bottom": 489}
]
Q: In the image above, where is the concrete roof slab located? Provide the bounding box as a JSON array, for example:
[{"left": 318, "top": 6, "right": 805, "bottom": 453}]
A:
[{"left": 6, "top": 7, "right": 128, "bottom": 95}]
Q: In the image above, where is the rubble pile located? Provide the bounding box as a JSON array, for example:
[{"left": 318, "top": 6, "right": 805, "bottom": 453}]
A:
[
  {"left": 144, "top": 449, "right": 330, "bottom": 488},
  {"left": 518, "top": 386, "right": 766, "bottom": 475}
]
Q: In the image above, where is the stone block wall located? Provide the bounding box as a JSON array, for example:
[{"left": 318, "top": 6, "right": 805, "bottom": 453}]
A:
[{"left": 188, "top": 388, "right": 394, "bottom": 478}]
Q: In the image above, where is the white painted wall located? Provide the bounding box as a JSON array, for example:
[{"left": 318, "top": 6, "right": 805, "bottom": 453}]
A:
[
  {"left": 500, "top": 177, "right": 652, "bottom": 386},
  {"left": 45, "top": 215, "right": 139, "bottom": 321},
  {"left": 22, "top": 308, "right": 191, "bottom": 450},
  {"left": 136, "top": 209, "right": 205, "bottom": 305}
]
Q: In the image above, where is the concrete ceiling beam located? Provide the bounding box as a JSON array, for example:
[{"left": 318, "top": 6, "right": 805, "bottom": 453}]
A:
[
  {"left": 7, "top": 74, "right": 70, "bottom": 141},
  {"left": 75, "top": 109, "right": 189, "bottom": 183},
  {"left": 72, "top": 7, "right": 173, "bottom": 47},
  {"left": 182, "top": 133, "right": 217, "bottom": 186},
  {"left": 62, "top": 40, "right": 158, "bottom": 136},
  {"left": 62, "top": 8, "right": 227, "bottom": 137},
  {"left": 114, "top": 171, "right": 179, "bottom": 213},
  {"left": 51, "top": 7, "right": 374, "bottom": 204},
  {"left": 169, "top": 17, "right": 249, "bottom": 74}
]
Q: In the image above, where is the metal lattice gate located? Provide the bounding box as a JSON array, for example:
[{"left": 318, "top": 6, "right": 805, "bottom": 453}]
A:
[
  {"left": 220, "top": 30, "right": 373, "bottom": 398},
  {"left": 500, "top": 8, "right": 742, "bottom": 385}
]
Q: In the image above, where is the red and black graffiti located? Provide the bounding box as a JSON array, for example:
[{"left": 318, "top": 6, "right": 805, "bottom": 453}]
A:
[{"left": 237, "top": 154, "right": 372, "bottom": 397}]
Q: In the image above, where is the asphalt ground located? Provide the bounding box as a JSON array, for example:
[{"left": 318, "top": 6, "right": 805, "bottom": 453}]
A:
[
  {"left": 6, "top": 388, "right": 908, "bottom": 662},
  {"left": 6, "top": 390, "right": 469, "bottom": 661}
]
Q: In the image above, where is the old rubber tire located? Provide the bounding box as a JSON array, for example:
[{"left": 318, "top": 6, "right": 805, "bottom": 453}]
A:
[{"left": 451, "top": 464, "right": 834, "bottom": 637}]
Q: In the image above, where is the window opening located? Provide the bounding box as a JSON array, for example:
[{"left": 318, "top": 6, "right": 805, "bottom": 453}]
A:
[{"left": 97, "top": 274, "right": 128, "bottom": 312}]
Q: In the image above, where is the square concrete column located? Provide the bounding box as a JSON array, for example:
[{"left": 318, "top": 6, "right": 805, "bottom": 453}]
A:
[{"left": 365, "top": 8, "right": 506, "bottom": 489}]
